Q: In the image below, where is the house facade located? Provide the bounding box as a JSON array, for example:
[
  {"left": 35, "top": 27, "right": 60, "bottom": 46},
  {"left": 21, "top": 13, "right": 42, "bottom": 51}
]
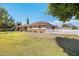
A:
[{"left": 16, "top": 21, "right": 56, "bottom": 33}]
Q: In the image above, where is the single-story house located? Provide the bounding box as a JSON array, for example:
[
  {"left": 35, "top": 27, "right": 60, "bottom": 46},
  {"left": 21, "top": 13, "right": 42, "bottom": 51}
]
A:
[{"left": 16, "top": 21, "right": 56, "bottom": 33}]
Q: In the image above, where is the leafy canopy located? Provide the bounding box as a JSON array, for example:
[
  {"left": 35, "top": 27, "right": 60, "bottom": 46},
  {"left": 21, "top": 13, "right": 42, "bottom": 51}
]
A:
[
  {"left": 47, "top": 3, "right": 79, "bottom": 22},
  {"left": 0, "top": 7, "right": 15, "bottom": 31}
]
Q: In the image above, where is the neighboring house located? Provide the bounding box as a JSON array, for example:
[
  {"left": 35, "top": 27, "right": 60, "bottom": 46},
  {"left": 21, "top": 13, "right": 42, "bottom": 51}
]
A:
[
  {"left": 16, "top": 21, "right": 56, "bottom": 33},
  {"left": 61, "top": 23, "right": 79, "bottom": 30},
  {"left": 61, "top": 24, "right": 73, "bottom": 30}
]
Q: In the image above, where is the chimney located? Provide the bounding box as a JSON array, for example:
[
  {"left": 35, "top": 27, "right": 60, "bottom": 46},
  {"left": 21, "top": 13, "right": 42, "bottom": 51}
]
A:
[{"left": 27, "top": 18, "right": 29, "bottom": 24}]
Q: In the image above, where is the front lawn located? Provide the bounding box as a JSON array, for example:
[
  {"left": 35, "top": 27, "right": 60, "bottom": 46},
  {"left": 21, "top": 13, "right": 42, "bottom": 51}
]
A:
[{"left": 0, "top": 32, "right": 78, "bottom": 56}]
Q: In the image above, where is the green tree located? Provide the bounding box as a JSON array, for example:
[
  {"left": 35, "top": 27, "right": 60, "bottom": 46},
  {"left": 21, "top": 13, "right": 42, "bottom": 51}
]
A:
[
  {"left": 26, "top": 18, "right": 29, "bottom": 24},
  {"left": 0, "top": 7, "right": 9, "bottom": 31},
  {"left": 16, "top": 22, "right": 22, "bottom": 26},
  {"left": 0, "top": 7, "right": 15, "bottom": 31},
  {"left": 47, "top": 3, "right": 79, "bottom": 22},
  {"left": 7, "top": 16, "right": 15, "bottom": 31},
  {"left": 8, "top": 17, "right": 15, "bottom": 28}
]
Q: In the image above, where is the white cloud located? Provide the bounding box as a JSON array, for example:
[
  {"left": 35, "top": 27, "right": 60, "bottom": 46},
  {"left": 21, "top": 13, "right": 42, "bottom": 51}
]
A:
[
  {"left": 49, "top": 20, "right": 63, "bottom": 27},
  {"left": 50, "top": 19, "right": 79, "bottom": 27}
]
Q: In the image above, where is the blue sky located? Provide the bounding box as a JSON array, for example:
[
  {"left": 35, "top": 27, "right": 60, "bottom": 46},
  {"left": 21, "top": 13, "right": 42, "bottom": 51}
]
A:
[{"left": 0, "top": 3, "right": 79, "bottom": 27}]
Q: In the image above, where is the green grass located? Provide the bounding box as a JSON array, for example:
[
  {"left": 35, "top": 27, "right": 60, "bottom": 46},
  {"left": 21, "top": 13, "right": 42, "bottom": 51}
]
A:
[{"left": 0, "top": 32, "right": 78, "bottom": 56}]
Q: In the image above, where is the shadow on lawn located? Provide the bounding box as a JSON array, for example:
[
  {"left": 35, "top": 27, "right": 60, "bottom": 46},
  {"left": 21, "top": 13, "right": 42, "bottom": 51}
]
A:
[{"left": 55, "top": 37, "right": 79, "bottom": 56}]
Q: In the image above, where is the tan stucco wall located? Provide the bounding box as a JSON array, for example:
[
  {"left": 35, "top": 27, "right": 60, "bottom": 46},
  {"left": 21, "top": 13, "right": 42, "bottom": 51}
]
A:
[{"left": 27, "top": 28, "right": 46, "bottom": 33}]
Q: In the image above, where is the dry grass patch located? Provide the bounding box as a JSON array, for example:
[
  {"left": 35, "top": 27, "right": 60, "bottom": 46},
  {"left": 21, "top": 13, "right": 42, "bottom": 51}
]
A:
[{"left": 0, "top": 32, "right": 68, "bottom": 56}]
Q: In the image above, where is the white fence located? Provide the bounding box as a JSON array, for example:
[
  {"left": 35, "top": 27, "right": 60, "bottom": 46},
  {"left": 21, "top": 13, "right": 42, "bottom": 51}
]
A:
[{"left": 46, "top": 30, "right": 79, "bottom": 35}]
